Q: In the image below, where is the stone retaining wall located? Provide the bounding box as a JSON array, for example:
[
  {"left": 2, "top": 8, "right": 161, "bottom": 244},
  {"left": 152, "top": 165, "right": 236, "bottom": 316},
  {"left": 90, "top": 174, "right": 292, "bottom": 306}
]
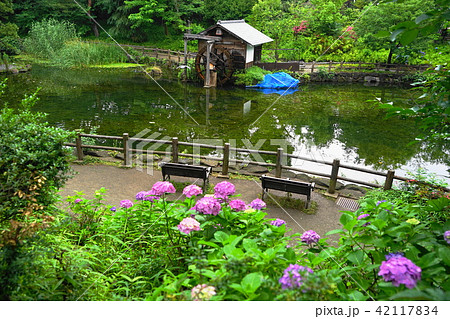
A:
[{"left": 308, "top": 72, "right": 413, "bottom": 85}]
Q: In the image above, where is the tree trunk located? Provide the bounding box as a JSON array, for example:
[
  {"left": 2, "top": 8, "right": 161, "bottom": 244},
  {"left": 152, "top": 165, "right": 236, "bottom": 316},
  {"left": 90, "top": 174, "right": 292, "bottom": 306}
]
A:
[{"left": 87, "top": 0, "right": 99, "bottom": 37}]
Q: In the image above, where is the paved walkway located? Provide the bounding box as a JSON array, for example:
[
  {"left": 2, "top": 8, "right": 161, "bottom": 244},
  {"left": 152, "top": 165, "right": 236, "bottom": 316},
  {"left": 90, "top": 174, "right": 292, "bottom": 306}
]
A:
[{"left": 59, "top": 164, "right": 347, "bottom": 242}]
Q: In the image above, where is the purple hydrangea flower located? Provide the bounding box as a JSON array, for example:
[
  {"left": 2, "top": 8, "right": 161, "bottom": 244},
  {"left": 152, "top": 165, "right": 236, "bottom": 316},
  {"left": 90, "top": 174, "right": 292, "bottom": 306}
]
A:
[
  {"left": 151, "top": 181, "right": 176, "bottom": 196},
  {"left": 193, "top": 197, "right": 221, "bottom": 216},
  {"left": 74, "top": 198, "right": 82, "bottom": 204},
  {"left": 214, "top": 181, "right": 235, "bottom": 200},
  {"left": 183, "top": 184, "right": 203, "bottom": 198},
  {"left": 250, "top": 198, "right": 266, "bottom": 210},
  {"left": 229, "top": 199, "right": 247, "bottom": 212},
  {"left": 378, "top": 255, "right": 421, "bottom": 289},
  {"left": 385, "top": 252, "right": 405, "bottom": 260},
  {"left": 357, "top": 213, "right": 370, "bottom": 220},
  {"left": 110, "top": 206, "right": 116, "bottom": 212},
  {"left": 444, "top": 230, "right": 450, "bottom": 244},
  {"left": 279, "top": 264, "right": 313, "bottom": 290},
  {"left": 271, "top": 218, "right": 286, "bottom": 227},
  {"left": 120, "top": 200, "right": 133, "bottom": 208},
  {"left": 301, "top": 230, "right": 320, "bottom": 245},
  {"left": 135, "top": 191, "right": 148, "bottom": 200},
  {"left": 144, "top": 189, "right": 160, "bottom": 203},
  {"left": 177, "top": 217, "right": 201, "bottom": 234}
]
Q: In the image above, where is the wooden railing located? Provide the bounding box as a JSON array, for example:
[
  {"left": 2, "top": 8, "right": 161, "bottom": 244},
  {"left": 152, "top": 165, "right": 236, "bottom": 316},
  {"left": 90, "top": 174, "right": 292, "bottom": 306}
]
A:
[
  {"left": 85, "top": 42, "right": 196, "bottom": 64},
  {"left": 63, "top": 132, "right": 446, "bottom": 194},
  {"left": 254, "top": 60, "right": 430, "bottom": 74}
]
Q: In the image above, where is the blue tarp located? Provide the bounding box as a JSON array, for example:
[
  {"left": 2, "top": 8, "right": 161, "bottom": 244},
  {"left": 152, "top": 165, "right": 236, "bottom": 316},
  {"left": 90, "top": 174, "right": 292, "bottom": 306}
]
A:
[{"left": 248, "top": 72, "right": 300, "bottom": 90}]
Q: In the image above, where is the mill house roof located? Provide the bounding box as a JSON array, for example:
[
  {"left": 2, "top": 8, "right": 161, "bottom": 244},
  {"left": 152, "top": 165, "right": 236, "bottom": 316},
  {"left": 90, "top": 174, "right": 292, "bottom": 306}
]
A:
[{"left": 200, "top": 20, "right": 273, "bottom": 46}]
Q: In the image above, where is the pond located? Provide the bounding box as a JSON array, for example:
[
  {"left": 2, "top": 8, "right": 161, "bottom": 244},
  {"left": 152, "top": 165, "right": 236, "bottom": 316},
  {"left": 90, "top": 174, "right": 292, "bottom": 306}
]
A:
[{"left": 2, "top": 65, "right": 449, "bottom": 185}]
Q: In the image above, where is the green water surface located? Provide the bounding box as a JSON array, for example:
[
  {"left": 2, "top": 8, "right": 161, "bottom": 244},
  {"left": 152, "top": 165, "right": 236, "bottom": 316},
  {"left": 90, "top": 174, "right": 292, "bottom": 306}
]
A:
[{"left": 2, "top": 66, "right": 448, "bottom": 183}]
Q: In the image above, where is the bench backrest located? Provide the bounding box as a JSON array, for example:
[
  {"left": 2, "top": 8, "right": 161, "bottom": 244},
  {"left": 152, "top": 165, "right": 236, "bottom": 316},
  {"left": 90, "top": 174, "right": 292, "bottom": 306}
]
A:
[
  {"left": 161, "top": 163, "right": 211, "bottom": 179},
  {"left": 261, "top": 176, "right": 314, "bottom": 195}
]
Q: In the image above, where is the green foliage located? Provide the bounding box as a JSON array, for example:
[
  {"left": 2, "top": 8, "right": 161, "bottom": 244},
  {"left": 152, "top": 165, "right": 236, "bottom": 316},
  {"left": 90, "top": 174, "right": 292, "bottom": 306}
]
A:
[
  {"left": 2, "top": 175, "right": 448, "bottom": 300},
  {"left": 23, "top": 19, "right": 78, "bottom": 60},
  {"left": 0, "top": 80, "right": 73, "bottom": 228},
  {"left": 0, "top": 0, "right": 20, "bottom": 59},
  {"left": 233, "top": 66, "right": 271, "bottom": 86},
  {"left": 53, "top": 41, "right": 127, "bottom": 67}
]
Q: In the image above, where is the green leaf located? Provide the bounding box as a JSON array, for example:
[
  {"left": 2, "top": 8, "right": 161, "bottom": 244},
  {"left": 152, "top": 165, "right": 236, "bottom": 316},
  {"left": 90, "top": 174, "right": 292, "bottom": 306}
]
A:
[
  {"left": 438, "top": 247, "right": 450, "bottom": 266},
  {"left": 325, "top": 229, "right": 345, "bottom": 236},
  {"left": 347, "top": 250, "right": 365, "bottom": 265},
  {"left": 415, "top": 13, "right": 430, "bottom": 24},
  {"left": 241, "top": 272, "right": 263, "bottom": 294},
  {"left": 390, "top": 28, "right": 405, "bottom": 42},
  {"left": 229, "top": 283, "right": 246, "bottom": 295},
  {"left": 399, "top": 29, "right": 419, "bottom": 45},
  {"left": 339, "top": 213, "right": 352, "bottom": 226},
  {"left": 214, "top": 231, "right": 229, "bottom": 243},
  {"left": 197, "top": 240, "right": 220, "bottom": 248}
]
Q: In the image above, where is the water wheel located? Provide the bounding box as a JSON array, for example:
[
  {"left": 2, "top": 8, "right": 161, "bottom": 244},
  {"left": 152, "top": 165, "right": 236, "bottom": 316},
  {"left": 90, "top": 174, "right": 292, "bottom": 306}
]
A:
[{"left": 195, "top": 45, "right": 234, "bottom": 85}]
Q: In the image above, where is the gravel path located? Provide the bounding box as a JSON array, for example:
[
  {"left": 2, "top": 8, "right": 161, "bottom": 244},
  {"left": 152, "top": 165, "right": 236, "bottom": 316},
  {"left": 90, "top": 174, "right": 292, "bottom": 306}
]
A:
[{"left": 59, "top": 164, "right": 348, "bottom": 242}]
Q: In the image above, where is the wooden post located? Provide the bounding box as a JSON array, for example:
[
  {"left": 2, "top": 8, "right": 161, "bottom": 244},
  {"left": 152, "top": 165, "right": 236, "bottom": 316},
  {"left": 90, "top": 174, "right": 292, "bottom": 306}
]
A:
[
  {"left": 311, "top": 62, "right": 315, "bottom": 73},
  {"left": 183, "top": 38, "right": 188, "bottom": 81},
  {"left": 204, "top": 41, "right": 214, "bottom": 88},
  {"left": 75, "top": 133, "right": 84, "bottom": 161},
  {"left": 275, "top": 148, "right": 283, "bottom": 178},
  {"left": 384, "top": 170, "right": 395, "bottom": 190},
  {"left": 220, "top": 143, "right": 230, "bottom": 178},
  {"left": 328, "top": 61, "right": 332, "bottom": 72},
  {"left": 122, "top": 133, "right": 131, "bottom": 167},
  {"left": 172, "top": 137, "right": 179, "bottom": 163},
  {"left": 328, "top": 159, "right": 340, "bottom": 194}
]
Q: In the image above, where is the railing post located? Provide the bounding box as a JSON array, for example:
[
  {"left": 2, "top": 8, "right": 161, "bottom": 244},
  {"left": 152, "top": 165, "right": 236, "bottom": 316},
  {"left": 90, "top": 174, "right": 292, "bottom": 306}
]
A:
[
  {"left": 311, "top": 62, "right": 315, "bottom": 73},
  {"left": 220, "top": 142, "right": 230, "bottom": 178},
  {"left": 384, "top": 170, "right": 395, "bottom": 190},
  {"left": 122, "top": 133, "right": 131, "bottom": 167},
  {"left": 172, "top": 137, "right": 179, "bottom": 163},
  {"left": 75, "top": 132, "right": 84, "bottom": 161},
  {"left": 275, "top": 148, "right": 283, "bottom": 178},
  {"left": 328, "top": 159, "right": 340, "bottom": 194}
]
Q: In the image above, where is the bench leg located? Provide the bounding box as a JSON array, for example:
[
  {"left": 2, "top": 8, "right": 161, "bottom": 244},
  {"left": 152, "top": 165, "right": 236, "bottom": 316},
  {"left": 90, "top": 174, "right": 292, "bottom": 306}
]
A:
[
  {"left": 261, "top": 188, "right": 266, "bottom": 201},
  {"left": 202, "top": 178, "right": 208, "bottom": 193},
  {"left": 305, "top": 194, "right": 310, "bottom": 209}
]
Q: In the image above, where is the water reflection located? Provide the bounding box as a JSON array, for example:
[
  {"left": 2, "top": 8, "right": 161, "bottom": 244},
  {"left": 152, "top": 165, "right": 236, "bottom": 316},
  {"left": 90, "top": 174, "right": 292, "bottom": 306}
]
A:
[{"left": 2, "top": 66, "right": 448, "bottom": 182}]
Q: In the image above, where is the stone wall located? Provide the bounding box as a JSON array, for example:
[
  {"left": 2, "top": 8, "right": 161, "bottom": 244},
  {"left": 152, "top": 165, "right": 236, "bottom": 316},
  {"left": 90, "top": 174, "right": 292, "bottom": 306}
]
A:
[{"left": 308, "top": 72, "right": 413, "bottom": 85}]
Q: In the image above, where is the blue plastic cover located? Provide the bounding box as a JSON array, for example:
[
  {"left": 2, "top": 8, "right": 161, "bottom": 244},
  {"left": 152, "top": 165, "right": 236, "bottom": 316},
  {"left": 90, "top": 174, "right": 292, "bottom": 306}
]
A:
[{"left": 249, "top": 72, "right": 300, "bottom": 89}]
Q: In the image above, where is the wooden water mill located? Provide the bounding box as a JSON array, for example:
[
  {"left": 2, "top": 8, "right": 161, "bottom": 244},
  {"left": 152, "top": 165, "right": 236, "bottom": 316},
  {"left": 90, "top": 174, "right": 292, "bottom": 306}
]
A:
[{"left": 183, "top": 20, "right": 273, "bottom": 87}]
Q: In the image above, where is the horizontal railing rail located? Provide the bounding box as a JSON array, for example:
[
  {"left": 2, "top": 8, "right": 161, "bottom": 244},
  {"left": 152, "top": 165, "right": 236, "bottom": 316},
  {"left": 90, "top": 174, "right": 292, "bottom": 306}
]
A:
[{"left": 66, "top": 133, "right": 450, "bottom": 194}]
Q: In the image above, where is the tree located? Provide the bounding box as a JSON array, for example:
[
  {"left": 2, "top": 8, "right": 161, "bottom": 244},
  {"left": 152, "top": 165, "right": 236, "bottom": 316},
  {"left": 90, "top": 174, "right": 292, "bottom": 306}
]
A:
[
  {"left": 201, "top": 0, "right": 257, "bottom": 25},
  {"left": 125, "top": 0, "right": 203, "bottom": 35},
  {"left": 0, "top": 0, "right": 19, "bottom": 72},
  {"left": 355, "top": 0, "right": 436, "bottom": 63}
]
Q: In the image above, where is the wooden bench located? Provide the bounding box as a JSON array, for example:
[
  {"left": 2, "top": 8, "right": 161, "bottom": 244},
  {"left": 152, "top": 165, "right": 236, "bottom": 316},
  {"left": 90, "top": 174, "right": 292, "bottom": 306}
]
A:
[
  {"left": 260, "top": 175, "right": 315, "bottom": 209},
  {"left": 160, "top": 162, "right": 212, "bottom": 192}
]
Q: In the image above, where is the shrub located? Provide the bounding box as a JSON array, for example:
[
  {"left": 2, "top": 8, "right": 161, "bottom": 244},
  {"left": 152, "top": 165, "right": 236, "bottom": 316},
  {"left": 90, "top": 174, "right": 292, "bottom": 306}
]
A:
[
  {"left": 234, "top": 66, "right": 271, "bottom": 86},
  {"left": 23, "top": 19, "right": 78, "bottom": 60}
]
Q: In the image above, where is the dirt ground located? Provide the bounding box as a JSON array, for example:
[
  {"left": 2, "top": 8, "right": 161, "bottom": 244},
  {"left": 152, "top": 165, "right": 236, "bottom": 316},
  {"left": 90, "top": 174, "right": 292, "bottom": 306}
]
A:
[{"left": 59, "top": 164, "right": 351, "bottom": 242}]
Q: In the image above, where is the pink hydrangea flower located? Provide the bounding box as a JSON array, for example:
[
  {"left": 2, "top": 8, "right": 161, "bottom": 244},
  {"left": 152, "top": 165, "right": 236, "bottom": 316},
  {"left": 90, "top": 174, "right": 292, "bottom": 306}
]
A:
[
  {"left": 271, "top": 218, "right": 286, "bottom": 227},
  {"left": 378, "top": 255, "right": 421, "bottom": 289},
  {"left": 357, "top": 213, "right": 370, "bottom": 220},
  {"left": 229, "top": 199, "right": 247, "bottom": 212},
  {"left": 250, "top": 198, "right": 266, "bottom": 210},
  {"left": 177, "top": 217, "right": 201, "bottom": 234},
  {"left": 214, "top": 181, "right": 235, "bottom": 200},
  {"left": 151, "top": 181, "right": 176, "bottom": 196},
  {"left": 301, "top": 230, "right": 320, "bottom": 245},
  {"left": 193, "top": 197, "right": 221, "bottom": 216},
  {"left": 191, "top": 284, "right": 216, "bottom": 301},
  {"left": 120, "top": 200, "right": 133, "bottom": 208},
  {"left": 183, "top": 184, "right": 203, "bottom": 198},
  {"left": 74, "top": 198, "right": 82, "bottom": 204}
]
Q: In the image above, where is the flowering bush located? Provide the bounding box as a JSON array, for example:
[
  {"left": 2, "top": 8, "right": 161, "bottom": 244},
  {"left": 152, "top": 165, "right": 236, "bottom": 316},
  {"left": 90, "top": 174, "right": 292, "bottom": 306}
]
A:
[
  {"left": 229, "top": 199, "right": 247, "bottom": 212},
  {"left": 183, "top": 184, "right": 202, "bottom": 198},
  {"left": 151, "top": 181, "right": 176, "bottom": 196},
  {"left": 5, "top": 180, "right": 449, "bottom": 301}
]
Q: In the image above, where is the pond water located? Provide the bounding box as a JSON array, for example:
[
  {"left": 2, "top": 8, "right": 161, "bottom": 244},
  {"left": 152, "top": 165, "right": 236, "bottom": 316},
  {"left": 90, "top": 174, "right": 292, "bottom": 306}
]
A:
[{"left": 2, "top": 65, "right": 449, "bottom": 184}]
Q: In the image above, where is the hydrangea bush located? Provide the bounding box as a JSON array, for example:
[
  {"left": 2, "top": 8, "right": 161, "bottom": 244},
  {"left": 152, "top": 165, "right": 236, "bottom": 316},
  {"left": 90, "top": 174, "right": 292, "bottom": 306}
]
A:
[{"left": 5, "top": 180, "right": 449, "bottom": 301}]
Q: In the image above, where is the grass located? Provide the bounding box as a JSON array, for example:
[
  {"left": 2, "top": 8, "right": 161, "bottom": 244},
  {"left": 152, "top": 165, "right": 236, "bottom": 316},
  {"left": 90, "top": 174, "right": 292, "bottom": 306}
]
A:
[
  {"left": 264, "top": 193, "right": 318, "bottom": 215},
  {"left": 89, "top": 63, "right": 144, "bottom": 68}
]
